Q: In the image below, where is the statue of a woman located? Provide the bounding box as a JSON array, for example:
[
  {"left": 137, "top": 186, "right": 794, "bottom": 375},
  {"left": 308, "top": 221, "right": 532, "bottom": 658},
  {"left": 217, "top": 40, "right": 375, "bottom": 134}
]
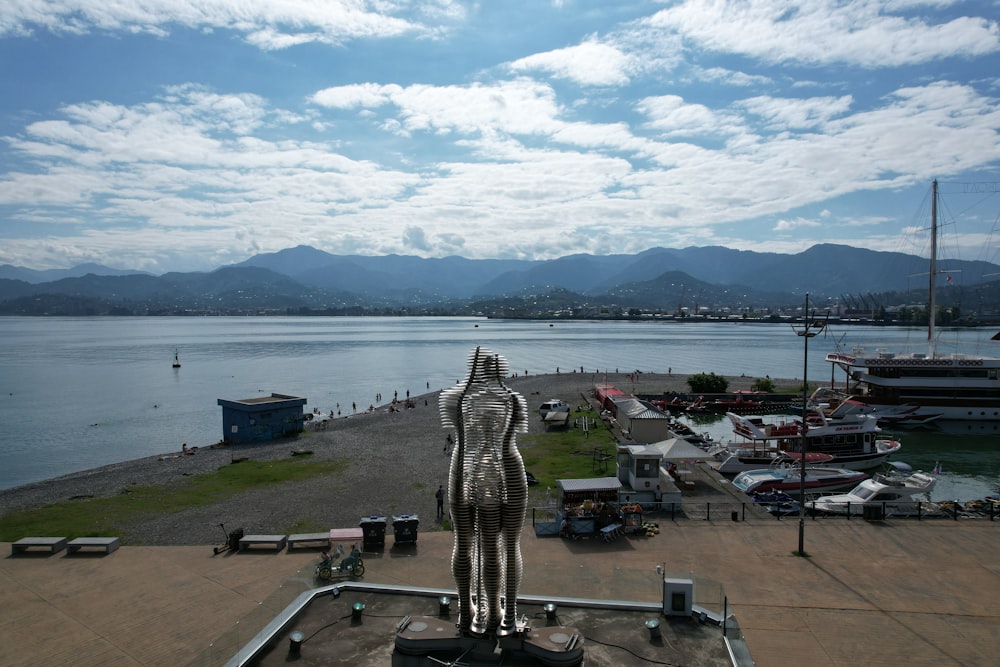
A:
[{"left": 439, "top": 347, "right": 528, "bottom": 636}]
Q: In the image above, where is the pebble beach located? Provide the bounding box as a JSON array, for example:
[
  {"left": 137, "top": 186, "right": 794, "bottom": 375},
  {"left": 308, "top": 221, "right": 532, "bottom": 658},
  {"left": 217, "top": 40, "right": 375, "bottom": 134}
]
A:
[{"left": 0, "top": 371, "right": 775, "bottom": 546}]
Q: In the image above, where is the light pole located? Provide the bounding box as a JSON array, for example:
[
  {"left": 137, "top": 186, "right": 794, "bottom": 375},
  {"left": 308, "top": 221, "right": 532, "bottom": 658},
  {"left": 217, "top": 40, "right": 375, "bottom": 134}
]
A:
[{"left": 793, "top": 292, "right": 823, "bottom": 556}]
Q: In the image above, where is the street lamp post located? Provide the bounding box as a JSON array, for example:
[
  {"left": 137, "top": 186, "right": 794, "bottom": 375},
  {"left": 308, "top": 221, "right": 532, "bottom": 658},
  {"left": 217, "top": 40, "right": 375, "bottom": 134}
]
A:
[{"left": 793, "top": 292, "right": 823, "bottom": 556}]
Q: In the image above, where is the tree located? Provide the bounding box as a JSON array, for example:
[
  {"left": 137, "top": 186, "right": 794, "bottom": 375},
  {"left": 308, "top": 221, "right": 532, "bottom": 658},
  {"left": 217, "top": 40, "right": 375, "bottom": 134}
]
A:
[
  {"left": 751, "top": 377, "right": 776, "bottom": 392},
  {"left": 687, "top": 372, "right": 729, "bottom": 393}
]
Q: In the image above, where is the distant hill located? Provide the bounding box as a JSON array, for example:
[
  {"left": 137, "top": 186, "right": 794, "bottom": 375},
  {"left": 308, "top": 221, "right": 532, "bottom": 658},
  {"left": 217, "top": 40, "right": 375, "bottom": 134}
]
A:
[
  {"left": 0, "top": 262, "right": 146, "bottom": 284},
  {"left": 1, "top": 244, "right": 999, "bottom": 317}
]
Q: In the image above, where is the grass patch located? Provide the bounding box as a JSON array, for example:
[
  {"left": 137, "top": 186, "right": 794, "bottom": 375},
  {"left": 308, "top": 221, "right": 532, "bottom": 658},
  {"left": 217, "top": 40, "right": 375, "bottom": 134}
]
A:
[
  {"left": 286, "top": 517, "right": 328, "bottom": 534},
  {"left": 520, "top": 407, "right": 616, "bottom": 489},
  {"left": 0, "top": 457, "right": 347, "bottom": 542}
]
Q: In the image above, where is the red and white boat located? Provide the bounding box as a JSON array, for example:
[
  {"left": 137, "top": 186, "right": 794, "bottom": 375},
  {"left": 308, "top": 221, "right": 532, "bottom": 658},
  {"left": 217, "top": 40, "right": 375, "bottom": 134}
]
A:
[{"left": 707, "top": 411, "right": 902, "bottom": 474}]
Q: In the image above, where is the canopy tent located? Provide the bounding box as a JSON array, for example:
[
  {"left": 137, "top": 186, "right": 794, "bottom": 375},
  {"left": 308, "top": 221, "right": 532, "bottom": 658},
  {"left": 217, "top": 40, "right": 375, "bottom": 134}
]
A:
[{"left": 648, "top": 437, "right": 716, "bottom": 460}]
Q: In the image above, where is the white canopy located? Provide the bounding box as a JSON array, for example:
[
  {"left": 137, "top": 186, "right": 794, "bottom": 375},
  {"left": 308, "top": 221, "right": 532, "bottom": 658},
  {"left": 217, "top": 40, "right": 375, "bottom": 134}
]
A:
[{"left": 648, "top": 437, "right": 716, "bottom": 460}]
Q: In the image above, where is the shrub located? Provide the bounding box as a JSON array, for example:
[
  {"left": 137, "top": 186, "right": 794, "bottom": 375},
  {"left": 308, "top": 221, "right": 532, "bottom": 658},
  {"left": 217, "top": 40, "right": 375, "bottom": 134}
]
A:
[
  {"left": 751, "top": 377, "right": 776, "bottom": 392},
  {"left": 687, "top": 372, "right": 729, "bottom": 393}
]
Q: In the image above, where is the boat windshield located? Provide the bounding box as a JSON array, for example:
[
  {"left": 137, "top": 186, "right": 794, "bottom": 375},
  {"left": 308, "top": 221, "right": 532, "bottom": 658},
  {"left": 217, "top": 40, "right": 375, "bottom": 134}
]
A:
[{"left": 851, "top": 486, "right": 877, "bottom": 501}]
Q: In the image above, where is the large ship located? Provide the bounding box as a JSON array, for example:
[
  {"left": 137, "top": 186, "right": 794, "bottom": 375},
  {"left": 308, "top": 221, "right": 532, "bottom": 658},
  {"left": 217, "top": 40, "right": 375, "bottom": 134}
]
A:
[{"left": 826, "top": 180, "right": 1000, "bottom": 422}]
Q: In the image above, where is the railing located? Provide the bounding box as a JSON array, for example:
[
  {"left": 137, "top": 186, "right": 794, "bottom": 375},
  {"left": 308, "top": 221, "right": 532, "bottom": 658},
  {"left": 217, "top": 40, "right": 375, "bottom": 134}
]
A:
[{"left": 531, "top": 500, "right": 997, "bottom": 526}]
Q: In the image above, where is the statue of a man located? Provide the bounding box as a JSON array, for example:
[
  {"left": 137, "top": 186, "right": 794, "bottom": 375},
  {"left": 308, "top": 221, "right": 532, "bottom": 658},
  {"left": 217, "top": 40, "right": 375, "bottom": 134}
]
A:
[{"left": 439, "top": 347, "right": 528, "bottom": 636}]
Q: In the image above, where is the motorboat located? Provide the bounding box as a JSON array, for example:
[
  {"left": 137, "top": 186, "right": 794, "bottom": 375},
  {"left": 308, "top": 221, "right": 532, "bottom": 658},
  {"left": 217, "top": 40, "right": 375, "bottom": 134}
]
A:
[
  {"left": 732, "top": 464, "right": 867, "bottom": 496},
  {"left": 801, "top": 387, "right": 942, "bottom": 426},
  {"left": 805, "top": 471, "right": 938, "bottom": 516},
  {"left": 827, "top": 396, "right": 942, "bottom": 426},
  {"left": 825, "top": 181, "right": 1000, "bottom": 422},
  {"left": 708, "top": 411, "right": 902, "bottom": 474},
  {"left": 748, "top": 490, "right": 801, "bottom": 516}
]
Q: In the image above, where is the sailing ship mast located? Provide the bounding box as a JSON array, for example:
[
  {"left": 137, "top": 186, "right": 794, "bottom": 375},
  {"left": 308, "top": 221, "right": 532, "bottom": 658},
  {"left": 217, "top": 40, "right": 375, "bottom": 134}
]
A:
[{"left": 928, "top": 179, "right": 937, "bottom": 358}]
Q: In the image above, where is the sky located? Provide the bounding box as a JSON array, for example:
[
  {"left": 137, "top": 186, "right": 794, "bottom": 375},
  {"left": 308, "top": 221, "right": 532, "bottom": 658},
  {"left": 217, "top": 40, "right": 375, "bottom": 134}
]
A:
[{"left": 1, "top": 1, "right": 1000, "bottom": 274}]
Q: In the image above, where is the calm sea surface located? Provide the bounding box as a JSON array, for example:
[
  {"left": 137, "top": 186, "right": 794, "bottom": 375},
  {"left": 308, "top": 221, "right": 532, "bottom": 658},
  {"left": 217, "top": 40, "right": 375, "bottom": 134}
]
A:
[{"left": 1, "top": 316, "right": 997, "bottom": 499}]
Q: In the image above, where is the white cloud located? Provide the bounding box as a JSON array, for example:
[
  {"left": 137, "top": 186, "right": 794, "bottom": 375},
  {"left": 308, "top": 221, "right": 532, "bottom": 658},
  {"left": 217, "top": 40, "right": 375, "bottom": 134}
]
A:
[
  {"left": 312, "top": 84, "right": 400, "bottom": 110},
  {"left": 3, "top": 74, "right": 999, "bottom": 271},
  {"left": 774, "top": 217, "right": 821, "bottom": 232},
  {"left": 0, "top": 0, "right": 445, "bottom": 46},
  {"left": 636, "top": 95, "right": 744, "bottom": 140},
  {"left": 739, "top": 94, "right": 854, "bottom": 130},
  {"left": 693, "top": 66, "right": 773, "bottom": 88},
  {"left": 649, "top": 0, "right": 1000, "bottom": 67},
  {"left": 507, "top": 39, "right": 632, "bottom": 86},
  {"left": 2, "top": 2, "right": 1000, "bottom": 272},
  {"left": 403, "top": 225, "right": 431, "bottom": 251},
  {"left": 314, "top": 79, "right": 564, "bottom": 138}
]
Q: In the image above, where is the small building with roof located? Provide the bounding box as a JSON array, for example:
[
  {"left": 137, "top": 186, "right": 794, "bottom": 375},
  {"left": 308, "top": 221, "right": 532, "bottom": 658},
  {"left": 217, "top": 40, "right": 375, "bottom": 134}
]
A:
[
  {"left": 217, "top": 393, "right": 307, "bottom": 444},
  {"left": 609, "top": 396, "right": 673, "bottom": 443}
]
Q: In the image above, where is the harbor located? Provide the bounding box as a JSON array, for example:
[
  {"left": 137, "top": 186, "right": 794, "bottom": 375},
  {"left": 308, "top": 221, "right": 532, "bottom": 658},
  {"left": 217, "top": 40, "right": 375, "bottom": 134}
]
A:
[{"left": 2, "top": 360, "right": 998, "bottom": 666}]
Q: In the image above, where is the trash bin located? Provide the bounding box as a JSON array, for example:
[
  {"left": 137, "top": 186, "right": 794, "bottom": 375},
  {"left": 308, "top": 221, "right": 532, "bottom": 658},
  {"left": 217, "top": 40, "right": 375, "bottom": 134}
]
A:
[
  {"left": 392, "top": 514, "right": 419, "bottom": 545},
  {"left": 228, "top": 528, "right": 244, "bottom": 552},
  {"left": 359, "top": 515, "right": 387, "bottom": 548},
  {"left": 863, "top": 504, "right": 884, "bottom": 521}
]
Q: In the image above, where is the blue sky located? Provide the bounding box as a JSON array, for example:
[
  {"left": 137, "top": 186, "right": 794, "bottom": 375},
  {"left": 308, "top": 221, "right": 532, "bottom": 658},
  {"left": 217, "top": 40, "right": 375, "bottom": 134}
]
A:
[{"left": 1, "top": 1, "right": 999, "bottom": 274}]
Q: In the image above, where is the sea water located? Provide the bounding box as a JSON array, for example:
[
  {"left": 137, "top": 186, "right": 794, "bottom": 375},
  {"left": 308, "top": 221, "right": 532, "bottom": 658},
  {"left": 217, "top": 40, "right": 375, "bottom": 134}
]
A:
[{"left": 0, "top": 316, "right": 997, "bottom": 499}]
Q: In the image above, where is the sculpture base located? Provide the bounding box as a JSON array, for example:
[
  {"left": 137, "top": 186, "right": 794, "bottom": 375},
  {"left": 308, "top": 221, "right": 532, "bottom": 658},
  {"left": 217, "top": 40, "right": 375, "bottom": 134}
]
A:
[{"left": 394, "top": 615, "right": 584, "bottom": 666}]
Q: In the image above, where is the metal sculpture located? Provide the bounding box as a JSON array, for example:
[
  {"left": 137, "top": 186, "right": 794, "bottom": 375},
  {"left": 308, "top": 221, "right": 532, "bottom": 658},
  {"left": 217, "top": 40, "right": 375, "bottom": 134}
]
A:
[{"left": 440, "top": 347, "right": 528, "bottom": 636}]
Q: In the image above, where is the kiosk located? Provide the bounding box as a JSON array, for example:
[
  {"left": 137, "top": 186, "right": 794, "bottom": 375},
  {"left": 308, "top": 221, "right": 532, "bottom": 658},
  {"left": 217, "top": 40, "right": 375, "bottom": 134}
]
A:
[{"left": 555, "top": 477, "right": 623, "bottom": 539}]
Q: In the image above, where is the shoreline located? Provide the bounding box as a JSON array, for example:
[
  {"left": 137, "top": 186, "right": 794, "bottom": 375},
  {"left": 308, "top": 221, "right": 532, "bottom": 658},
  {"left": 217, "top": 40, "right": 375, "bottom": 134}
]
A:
[{"left": 0, "top": 371, "right": 784, "bottom": 545}]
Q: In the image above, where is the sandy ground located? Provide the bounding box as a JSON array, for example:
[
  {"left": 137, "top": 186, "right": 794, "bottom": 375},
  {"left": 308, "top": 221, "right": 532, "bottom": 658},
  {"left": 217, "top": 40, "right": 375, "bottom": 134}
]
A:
[{"left": 0, "top": 371, "right": 783, "bottom": 545}]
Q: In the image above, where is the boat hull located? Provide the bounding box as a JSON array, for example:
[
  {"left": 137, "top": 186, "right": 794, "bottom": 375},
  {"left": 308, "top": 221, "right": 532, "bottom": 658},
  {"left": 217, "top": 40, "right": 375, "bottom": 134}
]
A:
[
  {"left": 732, "top": 467, "right": 867, "bottom": 496},
  {"left": 712, "top": 450, "right": 892, "bottom": 475}
]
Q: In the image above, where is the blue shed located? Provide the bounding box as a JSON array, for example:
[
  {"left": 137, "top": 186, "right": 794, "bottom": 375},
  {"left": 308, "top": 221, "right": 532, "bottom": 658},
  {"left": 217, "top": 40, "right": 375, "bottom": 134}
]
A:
[{"left": 217, "top": 393, "right": 307, "bottom": 444}]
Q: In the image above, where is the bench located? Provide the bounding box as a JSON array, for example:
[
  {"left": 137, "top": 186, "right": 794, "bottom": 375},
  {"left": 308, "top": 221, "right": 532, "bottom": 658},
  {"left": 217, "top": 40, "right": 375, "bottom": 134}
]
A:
[
  {"left": 287, "top": 533, "right": 331, "bottom": 550},
  {"left": 67, "top": 537, "right": 120, "bottom": 555},
  {"left": 239, "top": 534, "right": 288, "bottom": 552},
  {"left": 329, "top": 528, "right": 364, "bottom": 542},
  {"left": 11, "top": 537, "right": 67, "bottom": 555}
]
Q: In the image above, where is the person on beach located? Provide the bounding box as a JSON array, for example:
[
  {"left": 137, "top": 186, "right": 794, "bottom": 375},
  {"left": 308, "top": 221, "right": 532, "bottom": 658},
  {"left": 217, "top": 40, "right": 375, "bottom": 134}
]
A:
[{"left": 436, "top": 485, "right": 445, "bottom": 519}]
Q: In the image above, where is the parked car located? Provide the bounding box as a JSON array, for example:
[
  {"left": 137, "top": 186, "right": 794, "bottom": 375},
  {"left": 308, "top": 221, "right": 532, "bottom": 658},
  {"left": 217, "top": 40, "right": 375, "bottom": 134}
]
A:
[{"left": 538, "top": 399, "right": 569, "bottom": 417}]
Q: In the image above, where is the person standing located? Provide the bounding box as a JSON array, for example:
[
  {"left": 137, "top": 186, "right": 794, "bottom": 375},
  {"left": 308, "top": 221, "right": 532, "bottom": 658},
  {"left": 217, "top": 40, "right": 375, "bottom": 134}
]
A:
[{"left": 435, "top": 485, "right": 445, "bottom": 519}]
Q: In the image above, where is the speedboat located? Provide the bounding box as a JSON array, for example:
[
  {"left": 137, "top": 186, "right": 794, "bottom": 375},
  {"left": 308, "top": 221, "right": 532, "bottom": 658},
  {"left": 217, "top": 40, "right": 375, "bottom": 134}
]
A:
[
  {"left": 805, "top": 471, "right": 938, "bottom": 516},
  {"left": 828, "top": 397, "right": 942, "bottom": 426},
  {"left": 748, "top": 490, "right": 801, "bottom": 516},
  {"left": 732, "top": 464, "right": 867, "bottom": 496}
]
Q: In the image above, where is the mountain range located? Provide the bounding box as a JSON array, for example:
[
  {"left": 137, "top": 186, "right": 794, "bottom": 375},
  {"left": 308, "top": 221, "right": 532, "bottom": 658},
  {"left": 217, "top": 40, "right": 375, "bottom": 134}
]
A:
[{"left": 1, "top": 244, "right": 999, "bottom": 317}]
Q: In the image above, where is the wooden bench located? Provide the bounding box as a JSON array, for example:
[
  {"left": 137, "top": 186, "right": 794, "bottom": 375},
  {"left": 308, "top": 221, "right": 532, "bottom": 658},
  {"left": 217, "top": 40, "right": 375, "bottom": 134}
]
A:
[
  {"left": 287, "top": 532, "right": 331, "bottom": 550},
  {"left": 238, "top": 534, "right": 288, "bottom": 552},
  {"left": 11, "top": 537, "right": 67, "bottom": 555},
  {"left": 67, "top": 537, "right": 120, "bottom": 555}
]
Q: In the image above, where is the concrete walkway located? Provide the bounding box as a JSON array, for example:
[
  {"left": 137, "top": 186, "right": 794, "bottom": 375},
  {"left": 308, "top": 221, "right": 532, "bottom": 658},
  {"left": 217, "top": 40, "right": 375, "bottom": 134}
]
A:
[{"left": 2, "top": 519, "right": 998, "bottom": 666}]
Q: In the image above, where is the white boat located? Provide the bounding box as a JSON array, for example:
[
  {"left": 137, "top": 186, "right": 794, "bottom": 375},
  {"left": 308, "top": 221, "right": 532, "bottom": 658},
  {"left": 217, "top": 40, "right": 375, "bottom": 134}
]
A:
[
  {"left": 708, "top": 411, "right": 902, "bottom": 474},
  {"left": 826, "top": 180, "right": 1000, "bottom": 422},
  {"left": 732, "top": 464, "right": 868, "bottom": 496},
  {"left": 829, "top": 397, "right": 943, "bottom": 426},
  {"left": 806, "top": 471, "right": 938, "bottom": 516}
]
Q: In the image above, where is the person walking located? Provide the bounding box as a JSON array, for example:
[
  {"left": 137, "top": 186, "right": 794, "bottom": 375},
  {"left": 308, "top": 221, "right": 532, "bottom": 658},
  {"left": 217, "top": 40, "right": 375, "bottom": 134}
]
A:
[{"left": 435, "top": 485, "right": 445, "bottom": 520}]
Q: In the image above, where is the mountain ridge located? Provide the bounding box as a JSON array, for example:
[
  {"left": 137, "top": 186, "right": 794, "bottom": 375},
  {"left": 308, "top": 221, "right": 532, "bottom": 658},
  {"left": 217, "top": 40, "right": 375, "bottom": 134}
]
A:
[{"left": 1, "top": 244, "right": 999, "bottom": 317}]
